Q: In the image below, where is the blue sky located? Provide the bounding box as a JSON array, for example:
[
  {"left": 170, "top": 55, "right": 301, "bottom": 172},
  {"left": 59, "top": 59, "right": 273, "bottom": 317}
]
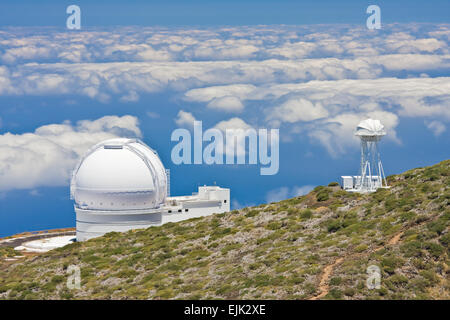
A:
[
  {"left": 0, "top": 1, "right": 449, "bottom": 237},
  {"left": 0, "top": 1, "right": 449, "bottom": 26}
]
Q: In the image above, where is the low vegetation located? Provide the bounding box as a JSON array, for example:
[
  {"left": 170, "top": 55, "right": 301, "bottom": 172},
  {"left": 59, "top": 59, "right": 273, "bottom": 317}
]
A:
[{"left": 0, "top": 160, "right": 448, "bottom": 300}]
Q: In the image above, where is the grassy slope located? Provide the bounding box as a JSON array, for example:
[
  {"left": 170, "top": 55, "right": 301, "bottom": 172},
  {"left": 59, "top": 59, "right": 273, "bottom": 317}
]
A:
[{"left": 0, "top": 160, "right": 448, "bottom": 300}]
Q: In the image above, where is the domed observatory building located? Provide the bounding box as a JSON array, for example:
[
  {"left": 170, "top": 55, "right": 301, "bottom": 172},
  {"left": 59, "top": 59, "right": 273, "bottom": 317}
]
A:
[{"left": 70, "top": 139, "right": 230, "bottom": 241}]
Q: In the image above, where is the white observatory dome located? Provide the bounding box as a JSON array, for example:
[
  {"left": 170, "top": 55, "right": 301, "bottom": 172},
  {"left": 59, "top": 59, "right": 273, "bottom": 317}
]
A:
[
  {"left": 70, "top": 138, "right": 167, "bottom": 211},
  {"left": 355, "top": 119, "right": 386, "bottom": 138}
]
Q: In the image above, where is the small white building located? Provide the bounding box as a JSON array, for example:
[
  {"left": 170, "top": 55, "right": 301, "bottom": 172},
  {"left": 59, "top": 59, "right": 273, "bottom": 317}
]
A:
[
  {"left": 340, "top": 175, "right": 384, "bottom": 191},
  {"left": 341, "top": 176, "right": 354, "bottom": 190},
  {"left": 70, "top": 138, "right": 229, "bottom": 241}
]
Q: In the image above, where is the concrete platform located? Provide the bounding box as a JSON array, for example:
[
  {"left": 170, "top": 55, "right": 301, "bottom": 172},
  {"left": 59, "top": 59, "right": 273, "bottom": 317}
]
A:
[{"left": 15, "top": 235, "right": 76, "bottom": 253}]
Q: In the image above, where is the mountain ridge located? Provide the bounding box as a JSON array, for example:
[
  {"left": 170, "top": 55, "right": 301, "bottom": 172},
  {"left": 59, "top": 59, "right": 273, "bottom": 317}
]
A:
[{"left": 0, "top": 160, "right": 449, "bottom": 300}]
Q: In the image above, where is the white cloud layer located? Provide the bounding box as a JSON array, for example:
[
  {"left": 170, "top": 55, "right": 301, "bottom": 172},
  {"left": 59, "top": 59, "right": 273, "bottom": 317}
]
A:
[
  {"left": 0, "top": 24, "right": 449, "bottom": 157},
  {"left": 0, "top": 24, "right": 449, "bottom": 102},
  {"left": 0, "top": 115, "right": 141, "bottom": 191}
]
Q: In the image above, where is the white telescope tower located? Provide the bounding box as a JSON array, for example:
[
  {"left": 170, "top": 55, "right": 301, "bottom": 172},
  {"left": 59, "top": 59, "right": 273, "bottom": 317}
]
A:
[{"left": 354, "top": 118, "right": 388, "bottom": 193}]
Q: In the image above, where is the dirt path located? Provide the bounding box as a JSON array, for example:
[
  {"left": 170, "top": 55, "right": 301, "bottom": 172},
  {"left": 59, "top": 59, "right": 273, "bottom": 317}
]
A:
[
  {"left": 309, "top": 231, "right": 404, "bottom": 300},
  {"left": 387, "top": 232, "right": 403, "bottom": 245},
  {"left": 310, "top": 257, "right": 344, "bottom": 300},
  {"left": 374, "top": 231, "right": 404, "bottom": 252}
]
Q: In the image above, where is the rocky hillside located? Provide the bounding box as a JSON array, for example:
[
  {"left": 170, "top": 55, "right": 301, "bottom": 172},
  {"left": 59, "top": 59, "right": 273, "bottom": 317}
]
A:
[{"left": 0, "top": 160, "right": 449, "bottom": 300}]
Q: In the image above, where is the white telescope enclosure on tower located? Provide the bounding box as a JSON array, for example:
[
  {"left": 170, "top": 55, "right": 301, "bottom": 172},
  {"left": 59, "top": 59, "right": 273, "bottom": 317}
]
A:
[
  {"left": 355, "top": 119, "right": 386, "bottom": 139},
  {"left": 341, "top": 118, "right": 389, "bottom": 193}
]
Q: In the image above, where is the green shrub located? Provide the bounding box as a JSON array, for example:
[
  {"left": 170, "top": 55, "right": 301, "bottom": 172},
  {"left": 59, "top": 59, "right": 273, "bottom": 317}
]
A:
[
  {"left": 155, "top": 288, "right": 175, "bottom": 299},
  {"left": 329, "top": 277, "right": 342, "bottom": 286},
  {"left": 328, "top": 182, "right": 339, "bottom": 187},
  {"left": 207, "top": 242, "right": 219, "bottom": 249},
  {"left": 327, "top": 288, "right": 343, "bottom": 299},
  {"left": 266, "top": 222, "right": 282, "bottom": 230},
  {"left": 439, "top": 233, "right": 450, "bottom": 248},
  {"left": 334, "top": 190, "right": 348, "bottom": 198},
  {"left": 0, "top": 247, "right": 20, "bottom": 258},
  {"left": 221, "top": 243, "right": 243, "bottom": 255},
  {"left": 300, "top": 209, "right": 313, "bottom": 219},
  {"left": 245, "top": 210, "right": 259, "bottom": 218},
  {"left": 381, "top": 256, "right": 404, "bottom": 274},
  {"left": 51, "top": 275, "right": 65, "bottom": 284},
  {"left": 187, "top": 249, "right": 211, "bottom": 260},
  {"left": 377, "top": 287, "right": 388, "bottom": 296},
  {"left": 216, "top": 284, "right": 233, "bottom": 295},
  {"left": 286, "top": 275, "right": 305, "bottom": 285},
  {"left": 355, "top": 244, "right": 368, "bottom": 253},
  {"left": 313, "top": 186, "right": 325, "bottom": 193},
  {"left": 305, "top": 254, "right": 320, "bottom": 264},
  {"left": 424, "top": 242, "right": 444, "bottom": 258},
  {"left": 419, "top": 270, "right": 439, "bottom": 285},
  {"left": 344, "top": 288, "right": 356, "bottom": 297},
  {"left": 251, "top": 274, "right": 272, "bottom": 287},
  {"left": 427, "top": 220, "right": 446, "bottom": 235},
  {"left": 317, "top": 191, "right": 329, "bottom": 202},
  {"left": 210, "top": 227, "right": 233, "bottom": 240},
  {"left": 384, "top": 198, "right": 398, "bottom": 212},
  {"left": 401, "top": 240, "right": 423, "bottom": 257},
  {"left": 59, "top": 290, "right": 74, "bottom": 299},
  {"left": 388, "top": 274, "right": 408, "bottom": 286},
  {"left": 115, "top": 268, "right": 138, "bottom": 278},
  {"left": 327, "top": 219, "right": 343, "bottom": 233},
  {"left": 400, "top": 211, "right": 416, "bottom": 222}
]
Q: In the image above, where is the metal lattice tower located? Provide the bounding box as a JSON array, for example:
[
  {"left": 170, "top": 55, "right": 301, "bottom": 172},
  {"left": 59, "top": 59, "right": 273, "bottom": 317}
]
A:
[{"left": 355, "top": 119, "right": 388, "bottom": 193}]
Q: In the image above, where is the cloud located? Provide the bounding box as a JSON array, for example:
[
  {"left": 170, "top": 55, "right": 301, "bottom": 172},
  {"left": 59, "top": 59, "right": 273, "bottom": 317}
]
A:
[
  {"left": 0, "top": 24, "right": 447, "bottom": 67},
  {"left": 292, "top": 185, "right": 315, "bottom": 196},
  {"left": 231, "top": 199, "right": 255, "bottom": 210},
  {"left": 1, "top": 23, "right": 449, "bottom": 102},
  {"left": 0, "top": 23, "right": 449, "bottom": 159},
  {"left": 120, "top": 90, "right": 139, "bottom": 102},
  {"left": 2, "top": 46, "right": 52, "bottom": 64},
  {"left": 214, "top": 117, "right": 252, "bottom": 131},
  {"left": 371, "top": 54, "right": 447, "bottom": 71},
  {"left": 29, "top": 189, "right": 42, "bottom": 197},
  {"left": 146, "top": 111, "right": 160, "bottom": 119},
  {"left": 0, "top": 115, "right": 141, "bottom": 191},
  {"left": 425, "top": 120, "right": 446, "bottom": 137},
  {"left": 266, "top": 187, "right": 290, "bottom": 203},
  {"left": 184, "top": 84, "right": 255, "bottom": 113},
  {"left": 265, "top": 185, "right": 314, "bottom": 203},
  {"left": 384, "top": 37, "right": 446, "bottom": 53},
  {"left": 213, "top": 117, "right": 254, "bottom": 158},
  {"left": 207, "top": 96, "right": 244, "bottom": 112},
  {"left": 267, "top": 98, "right": 329, "bottom": 124},
  {"left": 184, "top": 84, "right": 257, "bottom": 102},
  {"left": 191, "top": 76, "right": 450, "bottom": 155},
  {"left": 175, "top": 110, "right": 197, "bottom": 128}
]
